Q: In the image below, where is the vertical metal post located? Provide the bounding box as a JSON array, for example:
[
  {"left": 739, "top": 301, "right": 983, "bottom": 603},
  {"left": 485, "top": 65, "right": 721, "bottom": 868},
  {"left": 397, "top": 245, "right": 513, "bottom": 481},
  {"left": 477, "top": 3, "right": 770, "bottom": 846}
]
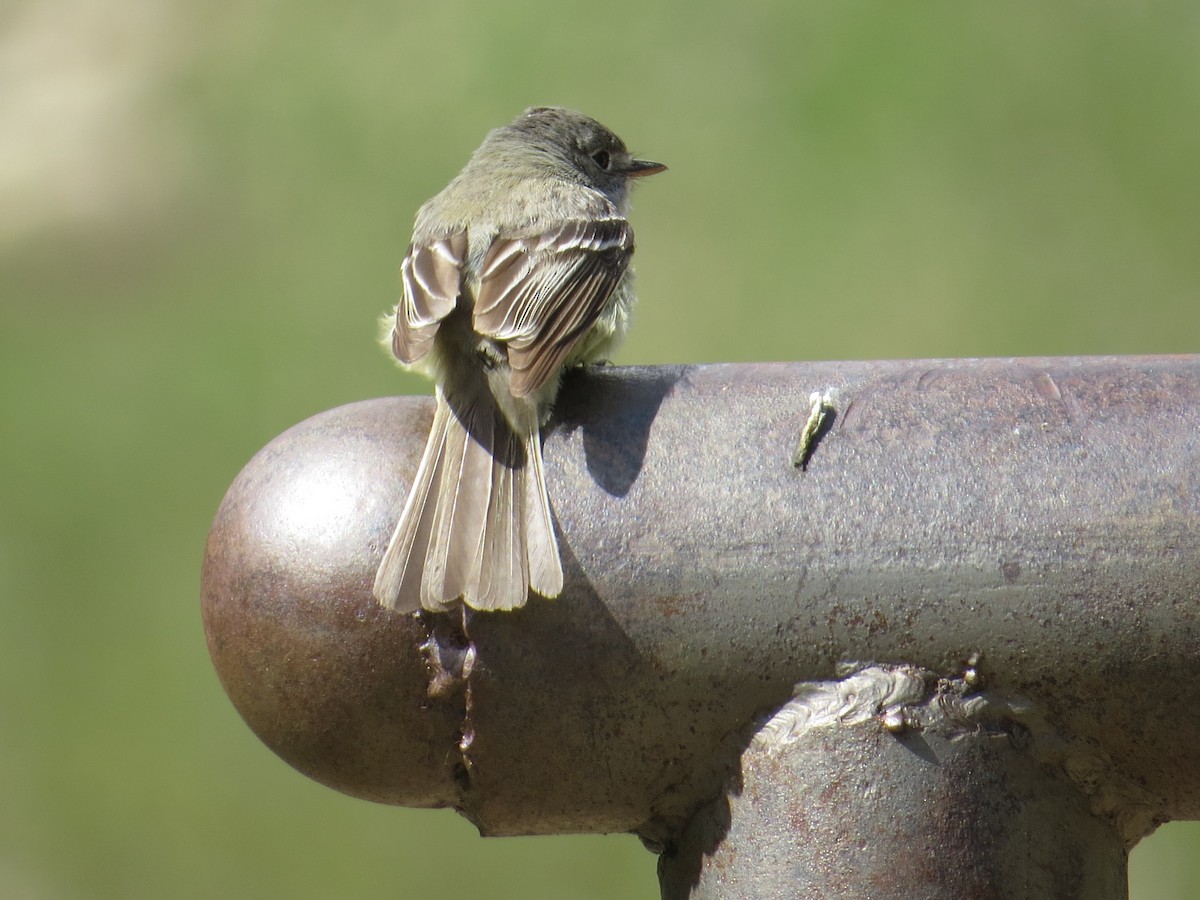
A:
[{"left": 659, "top": 668, "right": 1128, "bottom": 899}]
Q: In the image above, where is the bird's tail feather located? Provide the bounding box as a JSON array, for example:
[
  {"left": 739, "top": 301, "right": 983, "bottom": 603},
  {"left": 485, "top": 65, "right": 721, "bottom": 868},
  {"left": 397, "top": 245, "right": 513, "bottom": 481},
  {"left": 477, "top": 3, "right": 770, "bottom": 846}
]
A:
[{"left": 373, "top": 392, "right": 562, "bottom": 612}]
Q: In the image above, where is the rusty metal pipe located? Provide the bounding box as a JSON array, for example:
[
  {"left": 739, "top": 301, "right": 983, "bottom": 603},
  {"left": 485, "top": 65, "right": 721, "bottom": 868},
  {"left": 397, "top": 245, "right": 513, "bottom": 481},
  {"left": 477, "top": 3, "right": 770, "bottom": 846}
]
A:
[{"left": 202, "top": 356, "right": 1200, "bottom": 897}]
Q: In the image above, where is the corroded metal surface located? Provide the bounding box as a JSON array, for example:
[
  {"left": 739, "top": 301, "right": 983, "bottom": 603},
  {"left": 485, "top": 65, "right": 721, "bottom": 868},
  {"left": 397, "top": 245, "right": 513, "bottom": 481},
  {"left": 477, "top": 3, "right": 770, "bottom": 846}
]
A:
[
  {"left": 201, "top": 400, "right": 463, "bottom": 807},
  {"left": 202, "top": 356, "right": 1200, "bottom": 861},
  {"left": 660, "top": 666, "right": 1129, "bottom": 899}
]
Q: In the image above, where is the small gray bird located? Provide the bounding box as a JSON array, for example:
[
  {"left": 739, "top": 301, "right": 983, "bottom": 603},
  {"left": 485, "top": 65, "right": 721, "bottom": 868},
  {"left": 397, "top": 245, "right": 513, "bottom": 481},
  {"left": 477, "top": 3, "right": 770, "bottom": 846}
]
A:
[{"left": 373, "top": 107, "right": 665, "bottom": 613}]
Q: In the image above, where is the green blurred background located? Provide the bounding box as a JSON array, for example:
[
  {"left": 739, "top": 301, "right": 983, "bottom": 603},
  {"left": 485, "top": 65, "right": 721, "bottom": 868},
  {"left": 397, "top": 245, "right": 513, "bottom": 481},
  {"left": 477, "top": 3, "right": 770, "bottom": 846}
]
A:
[{"left": 3, "top": 0, "right": 1198, "bottom": 897}]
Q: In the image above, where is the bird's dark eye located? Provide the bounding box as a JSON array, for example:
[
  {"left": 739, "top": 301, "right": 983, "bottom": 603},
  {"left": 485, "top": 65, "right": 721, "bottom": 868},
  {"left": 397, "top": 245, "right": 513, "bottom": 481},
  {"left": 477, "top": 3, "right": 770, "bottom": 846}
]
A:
[{"left": 591, "top": 150, "right": 611, "bottom": 170}]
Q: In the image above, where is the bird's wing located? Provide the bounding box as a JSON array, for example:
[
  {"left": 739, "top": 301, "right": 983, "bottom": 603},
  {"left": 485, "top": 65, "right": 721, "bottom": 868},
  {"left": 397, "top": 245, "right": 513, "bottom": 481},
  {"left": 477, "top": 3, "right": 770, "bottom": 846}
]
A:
[
  {"left": 391, "top": 232, "right": 469, "bottom": 364},
  {"left": 474, "top": 218, "right": 634, "bottom": 398}
]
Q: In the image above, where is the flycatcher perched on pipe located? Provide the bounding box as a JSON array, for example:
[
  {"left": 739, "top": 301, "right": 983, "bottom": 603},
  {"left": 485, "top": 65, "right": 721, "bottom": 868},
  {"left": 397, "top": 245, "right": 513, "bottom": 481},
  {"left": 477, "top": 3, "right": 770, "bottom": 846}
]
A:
[{"left": 373, "top": 107, "right": 665, "bottom": 613}]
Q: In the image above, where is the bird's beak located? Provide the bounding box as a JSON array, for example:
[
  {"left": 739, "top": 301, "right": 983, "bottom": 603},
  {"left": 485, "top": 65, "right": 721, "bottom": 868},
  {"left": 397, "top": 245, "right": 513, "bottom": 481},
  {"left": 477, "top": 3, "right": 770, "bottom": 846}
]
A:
[{"left": 625, "top": 158, "right": 667, "bottom": 178}]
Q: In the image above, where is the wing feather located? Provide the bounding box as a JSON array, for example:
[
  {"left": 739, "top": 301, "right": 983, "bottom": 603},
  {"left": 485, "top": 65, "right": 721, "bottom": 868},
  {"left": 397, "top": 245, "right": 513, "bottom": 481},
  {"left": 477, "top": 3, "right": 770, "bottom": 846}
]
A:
[
  {"left": 391, "top": 232, "right": 468, "bottom": 364},
  {"left": 474, "top": 219, "right": 634, "bottom": 397}
]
